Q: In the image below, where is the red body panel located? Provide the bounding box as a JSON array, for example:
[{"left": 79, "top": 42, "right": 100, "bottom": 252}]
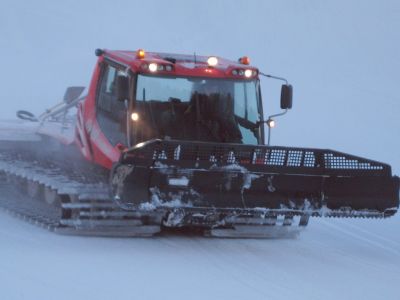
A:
[
  {"left": 74, "top": 50, "right": 260, "bottom": 170},
  {"left": 74, "top": 56, "right": 120, "bottom": 169}
]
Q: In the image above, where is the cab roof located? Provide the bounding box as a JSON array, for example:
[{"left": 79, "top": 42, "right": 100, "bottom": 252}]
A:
[{"left": 101, "top": 49, "right": 259, "bottom": 79}]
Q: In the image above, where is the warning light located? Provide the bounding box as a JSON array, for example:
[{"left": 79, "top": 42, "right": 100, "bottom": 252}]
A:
[
  {"left": 136, "top": 49, "right": 145, "bottom": 59},
  {"left": 239, "top": 56, "right": 250, "bottom": 65}
]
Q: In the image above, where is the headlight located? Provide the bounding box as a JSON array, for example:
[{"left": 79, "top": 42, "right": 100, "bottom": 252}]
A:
[
  {"left": 131, "top": 112, "right": 139, "bottom": 121},
  {"left": 244, "top": 69, "right": 252, "bottom": 78},
  {"left": 149, "top": 63, "right": 158, "bottom": 72}
]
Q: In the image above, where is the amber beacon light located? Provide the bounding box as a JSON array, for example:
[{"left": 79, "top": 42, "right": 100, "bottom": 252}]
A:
[{"left": 136, "top": 49, "right": 146, "bottom": 59}]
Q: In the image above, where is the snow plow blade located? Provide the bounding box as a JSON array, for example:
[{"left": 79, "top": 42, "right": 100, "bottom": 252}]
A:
[{"left": 111, "top": 139, "right": 399, "bottom": 221}]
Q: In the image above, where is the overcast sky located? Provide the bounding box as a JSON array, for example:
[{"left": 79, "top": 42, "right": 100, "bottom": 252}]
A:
[{"left": 1, "top": 0, "right": 399, "bottom": 173}]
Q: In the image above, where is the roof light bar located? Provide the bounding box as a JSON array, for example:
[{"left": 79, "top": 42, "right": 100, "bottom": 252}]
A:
[
  {"left": 141, "top": 63, "right": 173, "bottom": 72},
  {"left": 232, "top": 69, "right": 258, "bottom": 78}
]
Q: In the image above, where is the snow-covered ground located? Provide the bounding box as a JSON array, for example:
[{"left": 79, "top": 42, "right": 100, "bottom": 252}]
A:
[
  {"left": 1, "top": 0, "right": 399, "bottom": 299},
  {"left": 0, "top": 210, "right": 399, "bottom": 300}
]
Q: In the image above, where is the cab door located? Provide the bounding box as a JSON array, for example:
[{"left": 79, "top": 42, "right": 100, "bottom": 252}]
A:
[{"left": 96, "top": 62, "right": 129, "bottom": 147}]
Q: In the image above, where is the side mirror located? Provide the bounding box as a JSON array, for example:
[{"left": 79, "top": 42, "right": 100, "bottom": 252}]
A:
[
  {"left": 63, "top": 86, "right": 85, "bottom": 104},
  {"left": 280, "top": 84, "right": 293, "bottom": 109},
  {"left": 116, "top": 75, "right": 129, "bottom": 102}
]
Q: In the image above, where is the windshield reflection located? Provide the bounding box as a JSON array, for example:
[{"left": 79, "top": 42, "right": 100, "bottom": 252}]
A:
[{"left": 132, "top": 75, "right": 261, "bottom": 144}]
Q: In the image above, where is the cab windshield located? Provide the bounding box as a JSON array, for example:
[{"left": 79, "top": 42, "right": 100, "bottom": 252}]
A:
[{"left": 132, "top": 75, "right": 262, "bottom": 145}]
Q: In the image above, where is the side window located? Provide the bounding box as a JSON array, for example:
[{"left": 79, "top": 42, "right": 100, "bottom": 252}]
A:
[
  {"left": 105, "top": 67, "right": 117, "bottom": 94},
  {"left": 233, "top": 81, "right": 260, "bottom": 145},
  {"left": 98, "top": 66, "right": 117, "bottom": 113},
  {"left": 96, "top": 64, "right": 128, "bottom": 146},
  {"left": 234, "top": 81, "right": 259, "bottom": 123},
  {"left": 234, "top": 83, "right": 246, "bottom": 118}
]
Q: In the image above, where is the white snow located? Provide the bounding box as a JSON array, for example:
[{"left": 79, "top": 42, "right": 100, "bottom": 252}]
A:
[
  {"left": 0, "top": 210, "right": 399, "bottom": 300},
  {"left": 0, "top": 120, "right": 40, "bottom": 141},
  {"left": 0, "top": 0, "right": 399, "bottom": 299}
]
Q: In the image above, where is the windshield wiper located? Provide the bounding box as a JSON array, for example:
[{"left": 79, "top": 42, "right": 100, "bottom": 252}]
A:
[{"left": 235, "top": 115, "right": 258, "bottom": 131}]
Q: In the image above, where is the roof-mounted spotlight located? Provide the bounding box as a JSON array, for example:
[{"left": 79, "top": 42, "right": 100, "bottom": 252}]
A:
[{"left": 207, "top": 56, "right": 218, "bottom": 67}]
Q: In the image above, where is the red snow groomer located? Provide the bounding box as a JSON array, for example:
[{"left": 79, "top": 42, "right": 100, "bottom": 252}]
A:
[{"left": 1, "top": 49, "right": 398, "bottom": 238}]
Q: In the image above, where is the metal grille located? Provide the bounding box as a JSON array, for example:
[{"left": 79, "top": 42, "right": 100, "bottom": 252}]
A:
[
  {"left": 130, "top": 139, "right": 389, "bottom": 175},
  {"left": 266, "top": 149, "right": 286, "bottom": 166},
  {"left": 287, "top": 150, "right": 303, "bottom": 167},
  {"left": 304, "top": 151, "right": 316, "bottom": 167},
  {"left": 155, "top": 142, "right": 316, "bottom": 167},
  {"left": 324, "top": 153, "right": 383, "bottom": 170}
]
